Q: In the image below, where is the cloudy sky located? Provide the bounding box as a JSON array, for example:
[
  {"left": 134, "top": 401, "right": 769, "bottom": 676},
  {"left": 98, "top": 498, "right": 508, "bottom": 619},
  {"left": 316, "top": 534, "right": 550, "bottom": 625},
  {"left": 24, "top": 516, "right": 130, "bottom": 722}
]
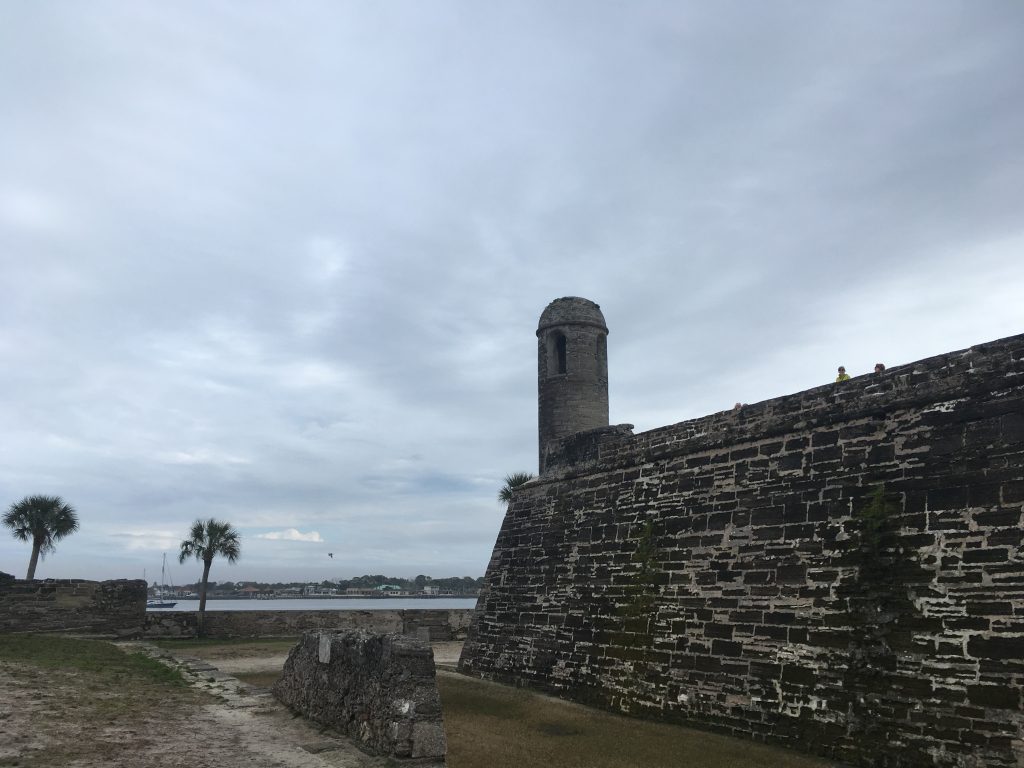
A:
[{"left": 2, "top": 3, "right": 1022, "bottom": 585}]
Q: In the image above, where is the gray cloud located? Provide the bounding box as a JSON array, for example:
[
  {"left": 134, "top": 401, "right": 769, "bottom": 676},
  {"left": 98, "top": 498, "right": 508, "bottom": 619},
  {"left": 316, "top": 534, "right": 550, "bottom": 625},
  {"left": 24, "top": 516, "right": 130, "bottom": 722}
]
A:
[{"left": 2, "top": 2, "right": 1023, "bottom": 581}]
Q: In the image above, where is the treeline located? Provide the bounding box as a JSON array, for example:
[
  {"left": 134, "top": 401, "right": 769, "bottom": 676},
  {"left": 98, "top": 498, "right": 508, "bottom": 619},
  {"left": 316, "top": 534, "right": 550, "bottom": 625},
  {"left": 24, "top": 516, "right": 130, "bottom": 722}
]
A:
[
  {"left": 181, "top": 574, "right": 483, "bottom": 593},
  {"left": 348, "top": 574, "right": 483, "bottom": 592}
]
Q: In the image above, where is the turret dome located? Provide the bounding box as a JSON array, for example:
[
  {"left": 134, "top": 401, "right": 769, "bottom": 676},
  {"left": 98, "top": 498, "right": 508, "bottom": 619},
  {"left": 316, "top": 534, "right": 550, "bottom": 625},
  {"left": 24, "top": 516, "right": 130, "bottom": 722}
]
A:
[{"left": 537, "top": 297, "right": 608, "bottom": 336}]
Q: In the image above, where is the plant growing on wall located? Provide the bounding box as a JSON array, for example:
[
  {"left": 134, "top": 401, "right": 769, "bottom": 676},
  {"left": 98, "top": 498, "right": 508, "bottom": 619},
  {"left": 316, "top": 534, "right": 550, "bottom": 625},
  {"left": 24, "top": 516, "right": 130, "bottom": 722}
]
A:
[
  {"left": 840, "top": 484, "right": 929, "bottom": 762},
  {"left": 615, "top": 520, "right": 661, "bottom": 652},
  {"left": 3, "top": 495, "right": 79, "bottom": 579},
  {"left": 179, "top": 518, "right": 240, "bottom": 635},
  {"left": 632, "top": 521, "right": 659, "bottom": 602},
  {"left": 498, "top": 472, "right": 535, "bottom": 506},
  {"left": 857, "top": 485, "right": 894, "bottom": 559},
  {"left": 844, "top": 485, "right": 909, "bottom": 644}
]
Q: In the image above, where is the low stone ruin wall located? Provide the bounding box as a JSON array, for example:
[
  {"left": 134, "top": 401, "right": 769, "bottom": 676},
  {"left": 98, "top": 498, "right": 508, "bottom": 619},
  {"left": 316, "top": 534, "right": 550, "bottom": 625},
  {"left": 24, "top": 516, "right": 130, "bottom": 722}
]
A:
[
  {"left": 273, "top": 631, "right": 446, "bottom": 764},
  {"left": 143, "top": 608, "right": 474, "bottom": 640},
  {"left": 0, "top": 577, "right": 473, "bottom": 643},
  {"left": 0, "top": 577, "right": 146, "bottom": 634}
]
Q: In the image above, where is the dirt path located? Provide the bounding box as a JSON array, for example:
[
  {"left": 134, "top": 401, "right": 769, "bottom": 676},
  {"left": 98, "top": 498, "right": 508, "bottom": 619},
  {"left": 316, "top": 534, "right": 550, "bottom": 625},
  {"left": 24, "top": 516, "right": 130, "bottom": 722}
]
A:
[
  {"left": 127, "top": 643, "right": 398, "bottom": 767},
  {"left": 0, "top": 641, "right": 397, "bottom": 768}
]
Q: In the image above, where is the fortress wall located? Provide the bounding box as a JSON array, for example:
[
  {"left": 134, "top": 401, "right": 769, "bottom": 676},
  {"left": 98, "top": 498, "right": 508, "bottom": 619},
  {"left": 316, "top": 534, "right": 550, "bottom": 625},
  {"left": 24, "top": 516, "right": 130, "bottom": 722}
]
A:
[
  {"left": 143, "top": 607, "right": 475, "bottom": 640},
  {"left": 0, "top": 577, "right": 146, "bottom": 634},
  {"left": 459, "top": 333, "right": 1024, "bottom": 768}
]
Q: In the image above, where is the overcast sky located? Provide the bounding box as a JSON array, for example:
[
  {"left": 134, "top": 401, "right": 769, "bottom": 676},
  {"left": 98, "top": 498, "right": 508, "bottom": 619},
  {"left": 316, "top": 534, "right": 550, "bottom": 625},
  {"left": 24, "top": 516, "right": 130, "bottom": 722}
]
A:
[{"left": 2, "top": 2, "right": 1022, "bottom": 585}]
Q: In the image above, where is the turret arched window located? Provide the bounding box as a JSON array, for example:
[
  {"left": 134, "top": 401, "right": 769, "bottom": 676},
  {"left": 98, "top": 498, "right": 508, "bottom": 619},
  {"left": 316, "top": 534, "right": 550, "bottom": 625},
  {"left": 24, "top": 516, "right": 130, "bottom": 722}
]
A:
[{"left": 547, "top": 331, "right": 567, "bottom": 375}]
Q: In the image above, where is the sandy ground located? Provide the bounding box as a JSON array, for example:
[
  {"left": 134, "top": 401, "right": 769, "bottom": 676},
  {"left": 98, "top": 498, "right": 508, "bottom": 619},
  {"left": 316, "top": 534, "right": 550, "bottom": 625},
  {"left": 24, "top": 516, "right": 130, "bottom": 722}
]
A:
[
  {"left": 201, "top": 640, "right": 464, "bottom": 676},
  {"left": 2, "top": 639, "right": 838, "bottom": 768},
  {"left": 0, "top": 640, "right": 459, "bottom": 768}
]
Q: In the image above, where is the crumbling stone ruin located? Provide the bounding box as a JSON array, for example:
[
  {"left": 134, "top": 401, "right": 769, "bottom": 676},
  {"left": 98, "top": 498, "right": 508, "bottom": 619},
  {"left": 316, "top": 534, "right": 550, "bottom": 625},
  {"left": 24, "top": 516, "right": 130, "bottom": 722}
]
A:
[
  {"left": 459, "top": 296, "right": 1024, "bottom": 767},
  {"left": 0, "top": 576, "right": 146, "bottom": 634},
  {"left": 274, "top": 630, "right": 446, "bottom": 764}
]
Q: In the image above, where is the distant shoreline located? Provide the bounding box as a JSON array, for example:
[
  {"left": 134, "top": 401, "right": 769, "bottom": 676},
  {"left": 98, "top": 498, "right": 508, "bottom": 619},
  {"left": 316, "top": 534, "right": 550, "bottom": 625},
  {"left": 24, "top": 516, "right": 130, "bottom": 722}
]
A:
[
  {"left": 147, "top": 596, "right": 479, "bottom": 612},
  {"left": 195, "top": 593, "right": 479, "bottom": 600}
]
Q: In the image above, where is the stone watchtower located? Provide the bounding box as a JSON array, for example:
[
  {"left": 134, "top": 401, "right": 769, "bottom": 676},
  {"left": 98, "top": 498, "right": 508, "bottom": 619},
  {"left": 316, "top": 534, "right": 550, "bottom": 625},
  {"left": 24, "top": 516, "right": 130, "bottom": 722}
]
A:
[{"left": 537, "top": 297, "right": 610, "bottom": 474}]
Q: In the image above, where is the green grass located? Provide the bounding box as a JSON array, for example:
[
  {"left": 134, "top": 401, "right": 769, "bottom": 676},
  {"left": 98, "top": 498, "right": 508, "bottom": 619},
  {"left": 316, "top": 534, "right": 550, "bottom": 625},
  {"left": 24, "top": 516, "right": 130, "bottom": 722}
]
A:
[
  {"left": 438, "top": 672, "right": 836, "bottom": 768},
  {"left": 0, "top": 633, "right": 186, "bottom": 686}
]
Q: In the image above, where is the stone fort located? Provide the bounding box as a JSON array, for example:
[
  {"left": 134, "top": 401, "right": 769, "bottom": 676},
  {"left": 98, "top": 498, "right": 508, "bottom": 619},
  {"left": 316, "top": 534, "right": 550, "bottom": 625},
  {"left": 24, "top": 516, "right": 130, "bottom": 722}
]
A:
[{"left": 459, "top": 297, "right": 1024, "bottom": 767}]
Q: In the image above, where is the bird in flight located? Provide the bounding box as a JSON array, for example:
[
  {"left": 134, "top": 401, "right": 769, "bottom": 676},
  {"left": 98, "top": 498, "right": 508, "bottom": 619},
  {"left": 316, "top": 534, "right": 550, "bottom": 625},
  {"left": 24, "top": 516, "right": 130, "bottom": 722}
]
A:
[{"left": 328, "top": 552, "right": 333, "bottom": 558}]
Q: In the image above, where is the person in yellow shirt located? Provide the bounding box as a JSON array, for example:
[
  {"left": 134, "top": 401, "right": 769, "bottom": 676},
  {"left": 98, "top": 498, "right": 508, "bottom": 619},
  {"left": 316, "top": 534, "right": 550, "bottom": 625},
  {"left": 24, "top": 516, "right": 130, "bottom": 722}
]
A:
[{"left": 836, "top": 366, "right": 850, "bottom": 382}]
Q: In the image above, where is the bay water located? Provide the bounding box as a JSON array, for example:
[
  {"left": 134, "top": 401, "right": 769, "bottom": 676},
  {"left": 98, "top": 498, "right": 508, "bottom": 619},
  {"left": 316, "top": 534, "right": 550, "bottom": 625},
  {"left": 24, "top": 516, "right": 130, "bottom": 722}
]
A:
[{"left": 147, "top": 597, "right": 479, "bottom": 611}]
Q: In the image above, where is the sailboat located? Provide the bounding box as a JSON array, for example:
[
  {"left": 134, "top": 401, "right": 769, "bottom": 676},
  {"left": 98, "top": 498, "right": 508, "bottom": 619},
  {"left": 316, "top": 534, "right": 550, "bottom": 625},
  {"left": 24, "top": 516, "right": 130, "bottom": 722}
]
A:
[{"left": 147, "top": 553, "right": 178, "bottom": 608}]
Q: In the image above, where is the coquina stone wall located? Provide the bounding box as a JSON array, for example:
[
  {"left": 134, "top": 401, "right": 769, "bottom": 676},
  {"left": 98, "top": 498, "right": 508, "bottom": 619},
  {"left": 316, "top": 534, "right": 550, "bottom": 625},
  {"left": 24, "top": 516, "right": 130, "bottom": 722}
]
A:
[
  {"left": 0, "top": 577, "right": 146, "bottom": 634},
  {"left": 274, "top": 631, "right": 446, "bottom": 764},
  {"left": 459, "top": 333, "right": 1024, "bottom": 767},
  {"left": 144, "top": 608, "right": 474, "bottom": 640}
]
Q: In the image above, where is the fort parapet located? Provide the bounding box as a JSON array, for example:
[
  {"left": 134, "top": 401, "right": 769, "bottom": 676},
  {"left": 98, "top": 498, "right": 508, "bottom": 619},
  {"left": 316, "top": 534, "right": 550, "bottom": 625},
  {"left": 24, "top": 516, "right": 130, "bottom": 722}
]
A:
[
  {"left": 143, "top": 608, "right": 473, "bottom": 640},
  {"left": 0, "top": 577, "right": 146, "bottom": 634},
  {"left": 460, "top": 303, "right": 1024, "bottom": 768}
]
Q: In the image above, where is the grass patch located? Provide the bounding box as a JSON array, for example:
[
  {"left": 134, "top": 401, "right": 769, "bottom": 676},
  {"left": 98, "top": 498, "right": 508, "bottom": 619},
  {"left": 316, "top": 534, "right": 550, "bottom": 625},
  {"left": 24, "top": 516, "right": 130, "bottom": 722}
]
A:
[
  {"left": 0, "top": 633, "right": 186, "bottom": 687},
  {"left": 151, "top": 637, "right": 299, "bottom": 655},
  {"left": 0, "top": 634, "right": 209, "bottom": 768},
  {"left": 438, "top": 672, "right": 836, "bottom": 768},
  {"left": 234, "top": 671, "right": 282, "bottom": 688}
]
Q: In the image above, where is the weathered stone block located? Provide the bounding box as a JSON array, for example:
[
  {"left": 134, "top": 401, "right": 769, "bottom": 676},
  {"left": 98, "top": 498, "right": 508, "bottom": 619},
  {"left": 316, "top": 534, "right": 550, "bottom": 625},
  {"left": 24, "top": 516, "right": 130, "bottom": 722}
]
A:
[
  {"left": 273, "top": 630, "right": 446, "bottom": 763},
  {"left": 968, "top": 635, "right": 1024, "bottom": 660},
  {"left": 967, "top": 684, "right": 1020, "bottom": 709}
]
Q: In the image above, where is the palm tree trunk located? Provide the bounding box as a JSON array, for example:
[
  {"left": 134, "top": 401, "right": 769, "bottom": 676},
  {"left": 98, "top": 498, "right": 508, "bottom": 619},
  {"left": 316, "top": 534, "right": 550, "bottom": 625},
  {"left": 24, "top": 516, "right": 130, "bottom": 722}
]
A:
[
  {"left": 26, "top": 538, "right": 42, "bottom": 579},
  {"left": 198, "top": 560, "right": 212, "bottom": 636}
]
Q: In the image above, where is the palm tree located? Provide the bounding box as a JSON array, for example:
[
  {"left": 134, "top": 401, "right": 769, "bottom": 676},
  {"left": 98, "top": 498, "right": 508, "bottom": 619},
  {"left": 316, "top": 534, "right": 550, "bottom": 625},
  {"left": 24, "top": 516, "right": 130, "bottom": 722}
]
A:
[
  {"left": 498, "top": 472, "right": 535, "bottom": 506},
  {"left": 179, "top": 518, "right": 240, "bottom": 634},
  {"left": 3, "top": 495, "right": 79, "bottom": 579}
]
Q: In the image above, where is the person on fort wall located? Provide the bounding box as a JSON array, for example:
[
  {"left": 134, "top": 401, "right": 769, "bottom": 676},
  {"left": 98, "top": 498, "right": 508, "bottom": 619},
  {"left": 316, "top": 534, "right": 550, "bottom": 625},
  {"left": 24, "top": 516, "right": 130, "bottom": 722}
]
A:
[
  {"left": 834, "top": 363, "right": 885, "bottom": 382},
  {"left": 835, "top": 364, "right": 885, "bottom": 382}
]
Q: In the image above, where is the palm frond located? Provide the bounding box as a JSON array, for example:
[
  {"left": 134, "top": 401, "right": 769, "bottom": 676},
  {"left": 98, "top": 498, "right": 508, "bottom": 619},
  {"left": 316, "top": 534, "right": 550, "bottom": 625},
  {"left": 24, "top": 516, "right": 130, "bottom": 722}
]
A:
[
  {"left": 498, "top": 472, "right": 535, "bottom": 504},
  {"left": 3, "top": 495, "right": 78, "bottom": 549},
  {"left": 179, "top": 517, "right": 242, "bottom": 564}
]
